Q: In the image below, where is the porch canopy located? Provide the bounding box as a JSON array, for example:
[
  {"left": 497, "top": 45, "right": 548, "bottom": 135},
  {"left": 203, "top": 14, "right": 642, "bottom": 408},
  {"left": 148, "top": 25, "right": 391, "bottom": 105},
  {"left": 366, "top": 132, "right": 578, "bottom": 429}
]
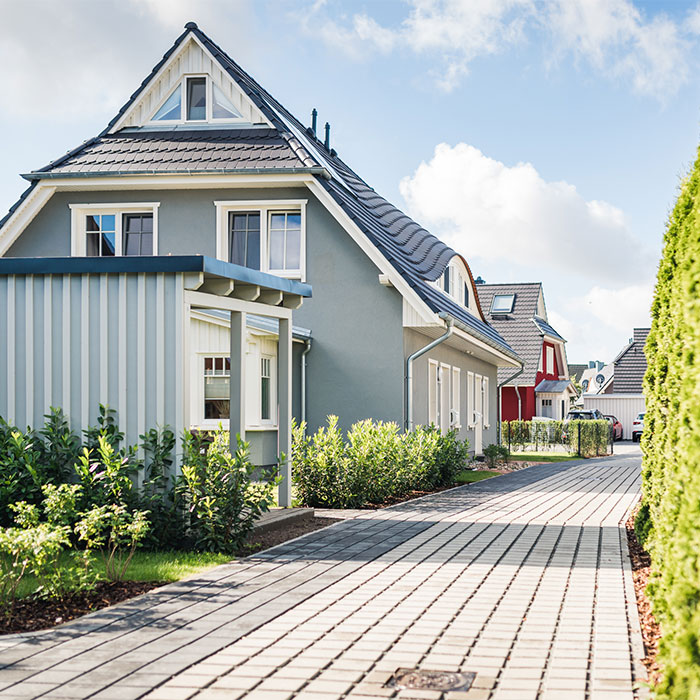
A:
[{"left": 0, "top": 255, "right": 311, "bottom": 506}]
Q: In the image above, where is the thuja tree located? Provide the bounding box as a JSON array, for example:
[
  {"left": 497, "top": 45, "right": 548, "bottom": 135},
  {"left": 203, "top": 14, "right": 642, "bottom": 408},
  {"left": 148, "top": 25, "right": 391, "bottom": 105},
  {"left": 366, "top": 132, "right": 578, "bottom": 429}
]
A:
[{"left": 638, "top": 145, "right": 700, "bottom": 698}]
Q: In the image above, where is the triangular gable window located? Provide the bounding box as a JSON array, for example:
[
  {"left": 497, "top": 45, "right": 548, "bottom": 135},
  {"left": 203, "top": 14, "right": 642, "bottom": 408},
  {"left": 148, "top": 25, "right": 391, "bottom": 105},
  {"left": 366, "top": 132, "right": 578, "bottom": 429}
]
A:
[
  {"left": 212, "top": 84, "right": 242, "bottom": 119},
  {"left": 153, "top": 85, "right": 181, "bottom": 121}
]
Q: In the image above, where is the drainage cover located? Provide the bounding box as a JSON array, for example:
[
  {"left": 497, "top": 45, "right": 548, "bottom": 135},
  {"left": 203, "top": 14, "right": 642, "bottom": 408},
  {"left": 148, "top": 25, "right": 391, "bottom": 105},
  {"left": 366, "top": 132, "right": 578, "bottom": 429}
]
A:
[{"left": 386, "top": 669, "right": 476, "bottom": 692}]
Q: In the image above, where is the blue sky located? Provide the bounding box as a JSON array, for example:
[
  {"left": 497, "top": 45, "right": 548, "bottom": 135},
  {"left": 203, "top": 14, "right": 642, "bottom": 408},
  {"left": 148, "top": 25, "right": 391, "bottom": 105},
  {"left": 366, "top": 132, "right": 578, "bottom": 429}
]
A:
[{"left": 1, "top": 0, "right": 699, "bottom": 362}]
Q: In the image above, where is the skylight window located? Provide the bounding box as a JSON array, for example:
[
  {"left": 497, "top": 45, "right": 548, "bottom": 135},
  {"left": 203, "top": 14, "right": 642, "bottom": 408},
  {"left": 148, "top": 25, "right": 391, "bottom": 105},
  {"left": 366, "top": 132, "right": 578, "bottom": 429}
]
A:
[
  {"left": 491, "top": 294, "right": 515, "bottom": 314},
  {"left": 213, "top": 84, "right": 242, "bottom": 119},
  {"left": 153, "top": 86, "right": 181, "bottom": 121}
]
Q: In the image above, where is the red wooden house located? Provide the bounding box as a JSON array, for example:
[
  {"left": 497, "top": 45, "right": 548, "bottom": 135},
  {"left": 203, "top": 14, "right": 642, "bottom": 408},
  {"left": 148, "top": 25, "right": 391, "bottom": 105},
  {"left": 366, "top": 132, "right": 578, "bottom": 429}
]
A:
[{"left": 476, "top": 282, "right": 575, "bottom": 421}]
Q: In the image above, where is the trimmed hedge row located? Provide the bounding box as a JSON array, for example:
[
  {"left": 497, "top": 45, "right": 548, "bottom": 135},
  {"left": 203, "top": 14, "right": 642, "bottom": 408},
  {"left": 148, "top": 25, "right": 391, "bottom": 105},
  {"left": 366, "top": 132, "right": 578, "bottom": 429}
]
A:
[
  {"left": 292, "top": 416, "right": 469, "bottom": 508},
  {"left": 637, "top": 147, "right": 700, "bottom": 698}
]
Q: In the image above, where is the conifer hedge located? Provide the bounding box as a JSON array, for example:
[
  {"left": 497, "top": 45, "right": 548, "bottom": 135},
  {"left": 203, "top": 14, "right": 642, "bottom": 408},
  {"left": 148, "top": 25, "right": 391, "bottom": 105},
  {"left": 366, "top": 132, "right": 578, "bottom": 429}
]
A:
[{"left": 638, "top": 147, "right": 700, "bottom": 698}]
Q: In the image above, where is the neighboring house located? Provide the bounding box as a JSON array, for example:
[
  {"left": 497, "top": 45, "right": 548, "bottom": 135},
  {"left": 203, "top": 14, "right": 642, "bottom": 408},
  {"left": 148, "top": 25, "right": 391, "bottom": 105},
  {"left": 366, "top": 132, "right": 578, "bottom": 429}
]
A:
[
  {"left": 477, "top": 282, "right": 575, "bottom": 421},
  {"left": 567, "top": 363, "right": 588, "bottom": 384},
  {"left": 579, "top": 361, "right": 614, "bottom": 396},
  {"left": 583, "top": 328, "right": 649, "bottom": 438},
  {"left": 0, "top": 22, "right": 521, "bottom": 464}
]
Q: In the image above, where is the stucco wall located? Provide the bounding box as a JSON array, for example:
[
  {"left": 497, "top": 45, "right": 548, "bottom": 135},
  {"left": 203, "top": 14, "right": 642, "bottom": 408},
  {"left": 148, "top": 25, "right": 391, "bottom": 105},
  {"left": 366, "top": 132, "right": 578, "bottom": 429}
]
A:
[{"left": 405, "top": 328, "right": 499, "bottom": 454}]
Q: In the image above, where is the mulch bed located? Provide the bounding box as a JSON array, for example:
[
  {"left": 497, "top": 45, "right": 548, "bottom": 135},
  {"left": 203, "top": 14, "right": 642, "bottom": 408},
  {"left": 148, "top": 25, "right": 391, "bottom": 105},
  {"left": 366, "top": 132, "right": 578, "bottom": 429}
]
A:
[
  {"left": 0, "top": 581, "right": 162, "bottom": 636},
  {"left": 1, "top": 517, "right": 344, "bottom": 636},
  {"left": 241, "top": 516, "right": 342, "bottom": 554},
  {"left": 625, "top": 509, "right": 662, "bottom": 687}
]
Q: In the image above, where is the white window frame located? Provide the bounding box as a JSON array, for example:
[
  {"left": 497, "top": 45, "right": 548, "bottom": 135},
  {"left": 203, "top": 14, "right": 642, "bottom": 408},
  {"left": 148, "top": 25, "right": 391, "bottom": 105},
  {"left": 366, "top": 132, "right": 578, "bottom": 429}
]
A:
[
  {"left": 546, "top": 346, "right": 555, "bottom": 375},
  {"left": 451, "top": 367, "right": 461, "bottom": 429},
  {"left": 70, "top": 203, "right": 160, "bottom": 257},
  {"left": 474, "top": 373, "right": 483, "bottom": 429},
  {"left": 214, "top": 200, "right": 307, "bottom": 281},
  {"left": 491, "top": 294, "right": 515, "bottom": 314},
  {"left": 259, "top": 353, "right": 276, "bottom": 427},
  {"left": 482, "top": 376, "right": 490, "bottom": 428},
  {"left": 428, "top": 359, "right": 439, "bottom": 426},
  {"left": 439, "top": 363, "right": 450, "bottom": 434},
  {"left": 147, "top": 73, "right": 247, "bottom": 126},
  {"left": 200, "top": 353, "right": 231, "bottom": 428},
  {"left": 467, "top": 371, "right": 475, "bottom": 428}
]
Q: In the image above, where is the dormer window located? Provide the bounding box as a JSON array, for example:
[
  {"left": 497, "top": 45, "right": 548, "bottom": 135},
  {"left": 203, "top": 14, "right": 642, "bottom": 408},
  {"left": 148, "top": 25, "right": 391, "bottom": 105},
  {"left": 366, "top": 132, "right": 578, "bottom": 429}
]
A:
[
  {"left": 491, "top": 294, "right": 515, "bottom": 314},
  {"left": 151, "top": 76, "right": 243, "bottom": 124}
]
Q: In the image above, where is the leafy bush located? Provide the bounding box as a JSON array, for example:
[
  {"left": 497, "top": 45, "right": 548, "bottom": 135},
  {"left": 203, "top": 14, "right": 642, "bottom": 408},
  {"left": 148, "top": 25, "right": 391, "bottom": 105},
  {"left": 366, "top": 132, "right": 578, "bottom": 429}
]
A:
[
  {"left": 178, "top": 428, "right": 277, "bottom": 554},
  {"left": 292, "top": 417, "right": 470, "bottom": 508},
  {"left": 75, "top": 504, "right": 150, "bottom": 582},
  {"left": 636, "top": 146, "right": 700, "bottom": 698},
  {"left": 483, "top": 444, "right": 509, "bottom": 468}
]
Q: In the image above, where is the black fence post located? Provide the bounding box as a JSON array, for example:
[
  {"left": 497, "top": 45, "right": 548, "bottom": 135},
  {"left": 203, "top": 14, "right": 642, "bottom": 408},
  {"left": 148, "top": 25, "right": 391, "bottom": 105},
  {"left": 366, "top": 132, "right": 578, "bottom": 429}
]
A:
[
  {"left": 508, "top": 423, "right": 511, "bottom": 455},
  {"left": 577, "top": 422, "right": 582, "bottom": 458}
]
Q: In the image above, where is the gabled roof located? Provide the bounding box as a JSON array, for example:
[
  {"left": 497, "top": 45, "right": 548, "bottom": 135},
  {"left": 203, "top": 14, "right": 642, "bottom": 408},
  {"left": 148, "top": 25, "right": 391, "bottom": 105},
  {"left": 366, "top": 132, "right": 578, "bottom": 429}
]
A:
[
  {"left": 613, "top": 328, "right": 649, "bottom": 393},
  {"left": 2, "top": 23, "right": 517, "bottom": 362},
  {"left": 477, "top": 282, "right": 567, "bottom": 384}
]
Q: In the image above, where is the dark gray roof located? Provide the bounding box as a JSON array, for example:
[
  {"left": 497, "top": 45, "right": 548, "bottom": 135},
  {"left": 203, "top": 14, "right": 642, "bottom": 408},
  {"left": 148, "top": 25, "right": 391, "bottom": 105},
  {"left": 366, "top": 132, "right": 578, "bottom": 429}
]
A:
[
  {"left": 533, "top": 317, "right": 565, "bottom": 341},
  {"left": 613, "top": 328, "right": 649, "bottom": 393},
  {"left": 25, "top": 129, "right": 310, "bottom": 176},
  {"left": 3, "top": 23, "right": 517, "bottom": 362},
  {"left": 535, "top": 379, "right": 572, "bottom": 393},
  {"left": 568, "top": 363, "right": 588, "bottom": 381},
  {"left": 477, "top": 282, "right": 566, "bottom": 384}
]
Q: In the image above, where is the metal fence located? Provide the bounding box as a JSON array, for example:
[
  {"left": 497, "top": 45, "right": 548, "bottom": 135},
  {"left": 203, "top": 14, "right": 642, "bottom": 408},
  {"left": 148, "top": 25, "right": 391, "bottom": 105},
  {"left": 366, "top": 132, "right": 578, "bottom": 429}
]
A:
[{"left": 502, "top": 419, "right": 613, "bottom": 458}]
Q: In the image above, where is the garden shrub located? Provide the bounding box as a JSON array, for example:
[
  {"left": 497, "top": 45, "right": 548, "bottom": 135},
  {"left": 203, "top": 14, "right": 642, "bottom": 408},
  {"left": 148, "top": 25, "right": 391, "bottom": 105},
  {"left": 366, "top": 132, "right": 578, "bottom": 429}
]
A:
[
  {"left": 636, "top": 146, "right": 700, "bottom": 698},
  {"left": 483, "top": 444, "right": 509, "bottom": 468},
  {"left": 178, "top": 428, "right": 277, "bottom": 554},
  {"left": 292, "top": 417, "right": 470, "bottom": 508},
  {"left": 75, "top": 504, "right": 150, "bottom": 582}
]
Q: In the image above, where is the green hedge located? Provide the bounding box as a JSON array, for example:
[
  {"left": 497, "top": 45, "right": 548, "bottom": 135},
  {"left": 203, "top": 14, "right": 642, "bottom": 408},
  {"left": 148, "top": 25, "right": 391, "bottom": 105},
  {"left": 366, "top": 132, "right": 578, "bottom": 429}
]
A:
[
  {"left": 637, "top": 147, "right": 700, "bottom": 698},
  {"left": 292, "top": 416, "right": 469, "bottom": 508},
  {"left": 501, "top": 419, "right": 610, "bottom": 457}
]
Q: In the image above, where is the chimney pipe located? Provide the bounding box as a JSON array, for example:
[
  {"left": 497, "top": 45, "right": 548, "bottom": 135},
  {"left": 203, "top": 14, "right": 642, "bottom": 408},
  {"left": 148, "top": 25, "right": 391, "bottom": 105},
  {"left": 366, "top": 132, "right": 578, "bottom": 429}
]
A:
[
  {"left": 311, "top": 108, "right": 317, "bottom": 136},
  {"left": 324, "top": 122, "right": 330, "bottom": 150}
]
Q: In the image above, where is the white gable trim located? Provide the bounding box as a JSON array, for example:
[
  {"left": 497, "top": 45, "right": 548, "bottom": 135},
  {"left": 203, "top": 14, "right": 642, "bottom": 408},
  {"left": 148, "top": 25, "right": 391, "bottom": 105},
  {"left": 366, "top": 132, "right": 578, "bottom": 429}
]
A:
[
  {"left": 0, "top": 183, "right": 56, "bottom": 257},
  {"left": 110, "top": 33, "right": 270, "bottom": 132},
  {"left": 304, "top": 178, "right": 437, "bottom": 327}
]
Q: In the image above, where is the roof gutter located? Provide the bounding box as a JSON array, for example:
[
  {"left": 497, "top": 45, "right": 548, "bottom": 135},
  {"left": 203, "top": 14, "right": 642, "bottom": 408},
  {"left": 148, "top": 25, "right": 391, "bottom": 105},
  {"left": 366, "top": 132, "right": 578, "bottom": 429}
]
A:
[
  {"left": 22, "top": 167, "right": 332, "bottom": 181},
  {"left": 406, "top": 318, "right": 454, "bottom": 431}
]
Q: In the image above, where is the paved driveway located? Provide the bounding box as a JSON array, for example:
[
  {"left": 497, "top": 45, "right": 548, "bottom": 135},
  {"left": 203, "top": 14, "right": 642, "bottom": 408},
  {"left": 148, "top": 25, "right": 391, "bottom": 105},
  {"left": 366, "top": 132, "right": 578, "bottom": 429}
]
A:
[{"left": 0, "top": 449, "right": 644, "bottom": 700}]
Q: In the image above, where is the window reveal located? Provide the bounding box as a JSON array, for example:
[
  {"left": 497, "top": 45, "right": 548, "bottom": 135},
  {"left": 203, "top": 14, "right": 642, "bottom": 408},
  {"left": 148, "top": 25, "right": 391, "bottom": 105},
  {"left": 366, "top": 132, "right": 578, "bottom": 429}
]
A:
[
  {"left": 269, "top": 212, "right": 301, "bottom": 272},
  {"left": 204, "top": 357, "right": 230, "bottom": 420},
  {"left": 123, "top": 214, "right": 153, "bottom": 256},
  {"left": 186, "top": 77, "right": 207, "bottom": 120}
]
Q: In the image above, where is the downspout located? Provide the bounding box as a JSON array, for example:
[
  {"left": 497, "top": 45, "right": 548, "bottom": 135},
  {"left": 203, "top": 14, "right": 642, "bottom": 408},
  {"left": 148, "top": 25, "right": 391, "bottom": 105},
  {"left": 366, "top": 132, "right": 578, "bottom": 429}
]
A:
[
  {"left": 300, "top": 338, "right": 312, "bottom": 431},
  {"left": 405, "top": 319, "right": 454, "bottom": 431},
  {"left": 498, "top": 366, "right": 524, "bottom": 443}
]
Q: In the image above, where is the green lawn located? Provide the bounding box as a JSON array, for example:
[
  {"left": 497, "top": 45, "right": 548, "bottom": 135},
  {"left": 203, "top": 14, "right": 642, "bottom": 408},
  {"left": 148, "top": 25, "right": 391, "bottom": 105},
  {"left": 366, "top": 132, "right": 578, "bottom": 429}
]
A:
[
  {"left": 455, "top": 469, "right": 501, "bottom": 484},
  {"left": 509, "top": 452, "right": 580, "bottom": 462},
  {"left": 11, "top": 550, "right": 232, "bottom": 600}
]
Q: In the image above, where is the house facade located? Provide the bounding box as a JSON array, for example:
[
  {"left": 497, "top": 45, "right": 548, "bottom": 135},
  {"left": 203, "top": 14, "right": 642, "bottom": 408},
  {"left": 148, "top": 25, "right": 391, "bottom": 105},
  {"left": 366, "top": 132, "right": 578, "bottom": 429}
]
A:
[
  {"left": 476, "top": 282, "right": 574, "bottom": 422},
  {"left": 0, "top": 23, "right": 520, "bottom": 462}
]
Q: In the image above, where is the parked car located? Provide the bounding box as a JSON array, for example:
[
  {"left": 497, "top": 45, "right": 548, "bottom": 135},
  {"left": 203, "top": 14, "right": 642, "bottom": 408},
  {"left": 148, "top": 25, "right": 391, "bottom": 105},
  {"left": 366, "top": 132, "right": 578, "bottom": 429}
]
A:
[
  {"left": 632, "top": 412, "right": 645, "bottom": 442},
  {"left": 565, "top": 409, "right": 605, "bottom": 421},
  {"left": 604, "top": 415, "right": 623, "bottom": 441}
]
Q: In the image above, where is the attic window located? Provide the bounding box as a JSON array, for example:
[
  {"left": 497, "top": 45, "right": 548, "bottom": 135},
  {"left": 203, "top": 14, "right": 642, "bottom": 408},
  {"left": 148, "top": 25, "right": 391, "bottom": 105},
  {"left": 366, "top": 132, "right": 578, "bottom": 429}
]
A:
[
  {"left": 187, "top": 78, "right": 206, "bottom": 120},
  {"left": 491, "top": 294, "right": 515, "bottom": 314},
  {"left": 150, "top": 78, "right": 244, "bottom": 123},
  {"left": 153, "top": 86, "right": 181, "bottom": 121}
]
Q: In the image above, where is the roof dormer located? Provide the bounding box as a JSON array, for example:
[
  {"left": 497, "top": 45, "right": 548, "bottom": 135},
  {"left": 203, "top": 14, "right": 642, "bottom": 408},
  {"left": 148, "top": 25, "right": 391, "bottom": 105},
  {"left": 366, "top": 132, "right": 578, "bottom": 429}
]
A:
[{"left": 433, "top": 256, "right": 480, "bottom": 317}]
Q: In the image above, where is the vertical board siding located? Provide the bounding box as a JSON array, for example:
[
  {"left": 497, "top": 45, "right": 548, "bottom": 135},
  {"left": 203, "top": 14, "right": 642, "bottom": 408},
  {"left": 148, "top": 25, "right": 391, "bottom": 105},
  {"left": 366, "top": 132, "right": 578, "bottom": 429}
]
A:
[
  {"left": 0, "top": 273, "right": 184, "bottom": 455},
  {"left": 583, "top": 394, "right": 646, "bottom": 440}
]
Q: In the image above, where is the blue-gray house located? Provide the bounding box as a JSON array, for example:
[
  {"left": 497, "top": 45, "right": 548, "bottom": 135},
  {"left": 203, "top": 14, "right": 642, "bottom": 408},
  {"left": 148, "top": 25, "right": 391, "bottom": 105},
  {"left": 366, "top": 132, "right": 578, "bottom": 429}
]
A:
[{"left": 0, "top": 23, "right": 520, "bottom": 477}]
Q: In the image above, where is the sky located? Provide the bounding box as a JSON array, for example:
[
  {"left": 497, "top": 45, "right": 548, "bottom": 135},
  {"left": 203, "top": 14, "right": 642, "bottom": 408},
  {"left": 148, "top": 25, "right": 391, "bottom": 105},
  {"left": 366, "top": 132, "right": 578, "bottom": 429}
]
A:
[{"left": 1, "top": 0, "right": 699, "bottom": 363}]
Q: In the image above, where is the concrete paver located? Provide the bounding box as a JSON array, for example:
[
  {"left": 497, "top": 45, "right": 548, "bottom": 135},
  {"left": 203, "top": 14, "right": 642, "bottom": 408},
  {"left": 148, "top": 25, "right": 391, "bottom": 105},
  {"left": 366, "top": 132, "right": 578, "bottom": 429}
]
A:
[{"left": 0, "top": 447, "right": 644, "bottom": 699}]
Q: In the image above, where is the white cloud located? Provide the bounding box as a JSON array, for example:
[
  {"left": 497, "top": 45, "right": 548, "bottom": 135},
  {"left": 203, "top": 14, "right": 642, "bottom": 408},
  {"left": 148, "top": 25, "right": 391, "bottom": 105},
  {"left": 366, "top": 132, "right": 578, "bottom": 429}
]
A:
[
  {"left": 0, "top": 0, "right": 253, "bottom": 121},
  {"left": 399, "top": 142, "right": 652, "bottom": 285},
  {"left": 305, "top": 0, "right": 698, "bottom": 98},
  {"left": 582, "top": 282, "right": 653, "bottom": 328}
]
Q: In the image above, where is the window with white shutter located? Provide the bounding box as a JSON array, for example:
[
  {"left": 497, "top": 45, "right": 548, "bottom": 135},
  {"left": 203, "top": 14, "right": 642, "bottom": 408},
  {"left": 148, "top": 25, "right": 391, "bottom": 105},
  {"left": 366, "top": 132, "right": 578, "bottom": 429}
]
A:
[
  {"left": 428, "top": 361, "right": 438, "bottom": 425},
  {"left": 440, "top": 364, "right": 450, "bottom": 433},
  {"left": 483, "top": 376, "right": 490, "bottom": 428}
]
